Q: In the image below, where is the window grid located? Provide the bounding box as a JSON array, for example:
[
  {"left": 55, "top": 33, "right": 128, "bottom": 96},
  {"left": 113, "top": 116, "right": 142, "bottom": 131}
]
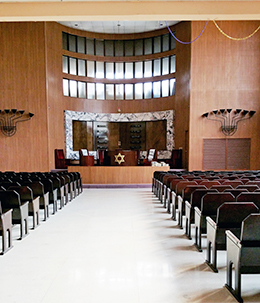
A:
[
  {"left": 66, "top": 55, "right": 175, "bottom": 79},
  {"left": 62, "top": 32, "right": 176, "bottom": 56},
  {"left": 62, "top": 31, "right": 176, "bottom": 100},
  {"left": 64, "top": 79, "right": 175, "bottom": 100}
]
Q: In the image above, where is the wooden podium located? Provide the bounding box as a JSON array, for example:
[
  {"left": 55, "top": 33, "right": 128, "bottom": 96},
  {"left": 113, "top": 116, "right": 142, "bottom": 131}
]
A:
[{"left": 107, "top": 150, "right": 138, "bottom": 166}]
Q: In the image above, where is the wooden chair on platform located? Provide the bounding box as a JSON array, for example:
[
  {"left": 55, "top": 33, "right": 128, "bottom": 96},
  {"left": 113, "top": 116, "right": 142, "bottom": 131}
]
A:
[
  {"left": 206, "top": 202, "right": 259, "bottom": 273},
  {"left": 163, "top": 149, "right": 182, "bottom": 169},
  {"left": 79, "top": 149, "right": 95, "bottom": 166},
  {"left": 143, "top": 149, "right": 157, "bottom": 166},
  {"left": 54, "top": 149, "right": 68, "bottom": 169},
  {"left": 225, "top": 214, "right": 260, "bottom": 302}
]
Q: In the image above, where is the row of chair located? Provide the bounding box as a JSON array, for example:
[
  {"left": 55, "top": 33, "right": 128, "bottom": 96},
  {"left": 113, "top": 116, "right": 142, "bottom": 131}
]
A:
[
  {"left": 152, "top": 170, "right": 260, "bottom": 303},
  {"left": 0, "top": 170, "right": 82, "bottom": 255}
]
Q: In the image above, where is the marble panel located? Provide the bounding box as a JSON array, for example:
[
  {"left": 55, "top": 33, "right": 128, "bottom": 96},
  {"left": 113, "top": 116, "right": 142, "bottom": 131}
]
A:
[{"left": 64, "top": 110, "right": 175, "bottom": 159}]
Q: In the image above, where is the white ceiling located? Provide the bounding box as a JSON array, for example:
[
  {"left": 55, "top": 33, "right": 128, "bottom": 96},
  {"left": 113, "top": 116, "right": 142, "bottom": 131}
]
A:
[{"left": 58, "top": 21, "right": 179, "bottom": 34}]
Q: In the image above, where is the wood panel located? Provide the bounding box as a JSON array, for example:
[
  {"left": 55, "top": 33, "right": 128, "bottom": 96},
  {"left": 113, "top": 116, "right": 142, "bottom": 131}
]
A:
[
  {"left": 189, "top": 21, "right": 260, "bottom": 171},
  {"left": 73, "top": 120, "right": 88, "bottom": 151},
  {"left": 203, "top": 139, "right": 226, "bottom": 170},
  {"left": 68, "top": 166, "right": 169, "bottom": 184},
  {"left": 146, "top": 120, "right": 167, "bottom": 150},
  {"left": 227, "top": 138, "right": 250, "bottom": 170},
  {"left": 45, "top": 22, "right": 66, "bottom": 170},
  {"left": 0, "top": 22, "right": 49, "bottom": 172},
  {"left": 203, "top": 138, "right": 251, "bottom": 170},
  {"left": 174, "top": 21, "right": 191, "bottom": 169}
]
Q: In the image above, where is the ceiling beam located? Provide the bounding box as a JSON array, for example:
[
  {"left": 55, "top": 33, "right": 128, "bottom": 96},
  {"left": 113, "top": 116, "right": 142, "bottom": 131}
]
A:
[{"left": 0, "top": 1, "right": 260, "bottom": 21}]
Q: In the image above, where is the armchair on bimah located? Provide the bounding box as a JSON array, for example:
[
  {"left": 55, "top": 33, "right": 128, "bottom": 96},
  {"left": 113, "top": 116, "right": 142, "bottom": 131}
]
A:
[
  {"left": 163, "top": 149, "right": 182, "bottom": 169},
  {"left": 54, "top": 149, "right": 69, "bottom": 169},
  {"left": 142, "top": 149, "right": 157, "bottom": 166},
  {"left": 79, "top": 149, "right": 95, "bottom": 166}
]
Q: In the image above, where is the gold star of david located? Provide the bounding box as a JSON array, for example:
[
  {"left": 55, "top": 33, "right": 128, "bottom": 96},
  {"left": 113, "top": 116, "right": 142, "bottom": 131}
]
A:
[{"left": 114, "top": 153, "right": 125, "bottom": 165}]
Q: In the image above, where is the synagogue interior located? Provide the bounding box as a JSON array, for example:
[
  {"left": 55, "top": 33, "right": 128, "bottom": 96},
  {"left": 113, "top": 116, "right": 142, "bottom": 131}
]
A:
[{"left": 0, "top": 1, "right": 260, "bottom": 302}]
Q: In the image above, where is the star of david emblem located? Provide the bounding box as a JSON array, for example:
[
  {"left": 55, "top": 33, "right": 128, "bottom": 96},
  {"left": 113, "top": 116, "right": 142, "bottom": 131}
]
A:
[{"left": 114, "top": 153, "right": 125, "bottom": 165}]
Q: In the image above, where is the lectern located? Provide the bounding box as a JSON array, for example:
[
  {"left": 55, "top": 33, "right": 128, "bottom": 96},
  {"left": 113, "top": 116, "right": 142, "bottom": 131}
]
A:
[{"left": 107, "top": 150, "right": 138, "bottom": 166}]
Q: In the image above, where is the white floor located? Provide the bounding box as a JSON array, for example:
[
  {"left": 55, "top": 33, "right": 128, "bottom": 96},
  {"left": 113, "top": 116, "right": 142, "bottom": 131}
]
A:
[{"left": 0, "top": 188, "right": 259, "bottom": 303}]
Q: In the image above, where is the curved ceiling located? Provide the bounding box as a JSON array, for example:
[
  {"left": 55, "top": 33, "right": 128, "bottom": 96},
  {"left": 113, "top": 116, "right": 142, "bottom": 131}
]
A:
[{"left": 58, "top": 21, "right": 179, "bottom": 34}]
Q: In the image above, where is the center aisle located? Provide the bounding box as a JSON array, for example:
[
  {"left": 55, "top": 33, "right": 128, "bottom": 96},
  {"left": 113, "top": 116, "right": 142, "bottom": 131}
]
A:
[{"left": 0, "top": 188, "right": 238, "bottom": 303}]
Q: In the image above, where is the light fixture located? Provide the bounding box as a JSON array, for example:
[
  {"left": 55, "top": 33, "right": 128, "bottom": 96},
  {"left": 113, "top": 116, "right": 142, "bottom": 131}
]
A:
[
  {"left": 202, "top": 109, "right": 256, "bottom": 136},
  {"left": 0, "top": 109, "right": 34, "bottom": 137}
]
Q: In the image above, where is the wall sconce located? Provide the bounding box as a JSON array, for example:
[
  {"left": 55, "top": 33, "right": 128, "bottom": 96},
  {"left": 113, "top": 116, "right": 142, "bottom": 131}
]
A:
[
  {"left": 0, "top": 109, "right": 34, "bottom": 137},
  {"left": 202, "top": 109, "right": 256, "bottom": 136}
]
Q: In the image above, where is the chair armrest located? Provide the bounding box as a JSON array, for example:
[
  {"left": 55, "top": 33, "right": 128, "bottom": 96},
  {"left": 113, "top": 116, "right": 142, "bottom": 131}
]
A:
[
  {"left": 20, "top": 201, "right": 29, "bottom": 218},
  {"left": 185, "top": 201, "right": 191, "bottom": 217},
  {"left": 226, "top": 230, "right": 241, "bottom": 249},
  {"left": 206, "top": 216, "right": 217, "bottom": 230},
  {"left": 32, "top": 196, "right": 40, "bottom": 210},
  {"left": 194, "top": 206, "right": 201, "bottom": 216},
  {"left": 185, "top": 200, "right": 191, "bottom": 210},
  {"left": 1, "top": 208, "right": 12, "bottom": 224},
  {"left": 177, "top": 195, "right": 183, "bottom": 207}
]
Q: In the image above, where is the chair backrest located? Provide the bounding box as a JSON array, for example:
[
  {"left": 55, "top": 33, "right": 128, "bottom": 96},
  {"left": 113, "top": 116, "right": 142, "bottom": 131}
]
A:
[
  {"left": 23, "top": 181, "right": 45, "bottom": 197},
  {"left": 163, "top": 174, "right": 177, "bottom": 186},
  {"left": 0, "top": 190, "right": 21, "bottom": 209},
  {"left": 8, "top": 186, "right": 33, "bottom": 202},
  {"left": 147, "top": 149, "right": 156, "bottom": 161},
  {"left": 80, "top": 149, "right": 88, "bottom": 156},
  {"left": 176, "top": 181, "right": 198, "bottom": 196},
  {"left": 236, "top": 185, "right": 259, "bottom": 192},
  {"left": 217, "top": 202, "right": 259, "bottom": 228},
  {"left": 222, "top": 180, "right": 243, "bottom": 187},
  {"left": 241, "top": 214, "right": 260, "bottom": 242},
  {"left": 170, "top": 178, "right": 185, "bottom": 191},
  {"left": 201, "top": 192, "right": 235, "bottom": 216},
  {"left": 182, "top": 185, "right": 207, "bottom": 201},
  {"left": 190, "top": 189, "right": 218, "bottom": 209},
  {"left": 246, "top": 181, "right": 260, "bottom": 187},
  {"left": 210, "top": 185, "right": 233, "bottom": 192},
  {"left": 223, "top": 188, "right": 248, "bottom": 198},
  {"left": 79, "top": 149, "right": 95, "bottom": 166},
  {"left": 236, "top": 192, "right": 260, "bottom": 209},
  {"left": 54, "top": 149, "right": 67, "bottom": 169},
  {"left": 200, "top": 180, "right": 221, "bottom": 189}
]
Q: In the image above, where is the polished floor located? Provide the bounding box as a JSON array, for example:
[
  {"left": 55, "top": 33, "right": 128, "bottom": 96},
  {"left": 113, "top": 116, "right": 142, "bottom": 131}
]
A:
[{"left": 0, "top": 188, "right": 259, "bottom": 303}]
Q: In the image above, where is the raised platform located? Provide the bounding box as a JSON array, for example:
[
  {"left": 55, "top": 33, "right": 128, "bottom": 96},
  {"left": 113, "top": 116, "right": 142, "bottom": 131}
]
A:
[{"left": 68, "top": 166, "right": 169, "bottom": 184}]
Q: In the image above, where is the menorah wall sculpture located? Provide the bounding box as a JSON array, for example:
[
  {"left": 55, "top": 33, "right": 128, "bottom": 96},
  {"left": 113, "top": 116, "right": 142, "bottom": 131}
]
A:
[
  {"left": 0, "top": 109, "right": 34, "bottom": 137},
  {"left": 202, "top": 109, "right": 256, "bottom": 136}
]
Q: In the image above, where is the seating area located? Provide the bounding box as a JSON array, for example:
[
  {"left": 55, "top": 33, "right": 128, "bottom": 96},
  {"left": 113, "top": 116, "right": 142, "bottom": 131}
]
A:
[
  {"left": 153, "top": 170, "right": 260, "bottom": 303},
  {"left": 0, "top": 170, "right": 82, "bottom": 254}
]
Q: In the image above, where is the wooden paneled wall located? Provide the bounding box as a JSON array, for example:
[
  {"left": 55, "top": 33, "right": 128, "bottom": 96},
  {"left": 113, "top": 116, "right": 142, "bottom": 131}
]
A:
[
  {"left": 0, "top": 22, "right": 49, "bottom": 172},
  {"left": 189, "top": 21, "right": 260, "bottom": 171}
]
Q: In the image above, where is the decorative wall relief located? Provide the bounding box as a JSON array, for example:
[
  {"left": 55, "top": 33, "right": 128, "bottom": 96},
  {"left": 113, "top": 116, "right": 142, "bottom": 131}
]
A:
[{"left": 64, "top": 110, "right": 175, "bottom": 160}]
